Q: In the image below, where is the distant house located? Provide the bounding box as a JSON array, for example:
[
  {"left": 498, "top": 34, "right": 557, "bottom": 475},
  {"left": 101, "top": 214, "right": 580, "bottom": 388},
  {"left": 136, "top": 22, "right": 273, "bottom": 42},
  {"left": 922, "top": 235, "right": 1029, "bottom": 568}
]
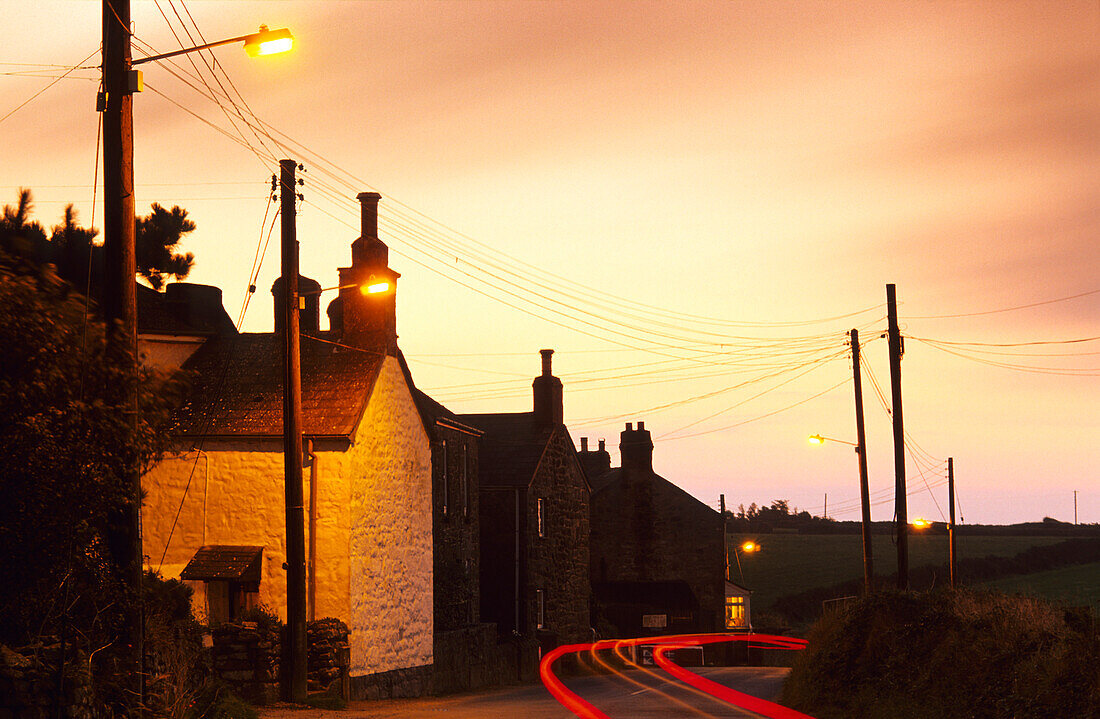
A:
[
  {"left": 460, "top": 350, "right": 592, "bottom": 649},
  {"left": 141, "top": 192, "right": 436, "bottom": 696},
  {"left": 584, "top": 422, "right": 725, "bottom": 638}
]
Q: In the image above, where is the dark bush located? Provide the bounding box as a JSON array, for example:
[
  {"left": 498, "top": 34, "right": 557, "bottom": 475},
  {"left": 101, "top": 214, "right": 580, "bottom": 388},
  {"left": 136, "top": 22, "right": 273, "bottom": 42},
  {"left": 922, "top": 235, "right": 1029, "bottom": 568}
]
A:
[{"left": 782, "top": 589, "right": 1100, "bottom": 718}]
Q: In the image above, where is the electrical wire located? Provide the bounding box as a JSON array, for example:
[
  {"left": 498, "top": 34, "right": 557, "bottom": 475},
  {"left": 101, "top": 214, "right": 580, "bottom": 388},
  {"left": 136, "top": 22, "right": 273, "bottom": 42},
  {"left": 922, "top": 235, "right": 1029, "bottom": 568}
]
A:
[{"left": 0, "top": 48, "right": 100, "bottom": 126}]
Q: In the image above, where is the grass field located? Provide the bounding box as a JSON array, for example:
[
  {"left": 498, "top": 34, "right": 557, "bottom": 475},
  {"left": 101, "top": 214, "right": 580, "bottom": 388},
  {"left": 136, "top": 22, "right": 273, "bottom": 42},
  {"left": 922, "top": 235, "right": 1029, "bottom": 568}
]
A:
[
  {"left": 979, "top": 561, "right": 1100, "bottom": 610},
  {"left": 728, "top": 533, "right": 1066, "bottom": 611}
]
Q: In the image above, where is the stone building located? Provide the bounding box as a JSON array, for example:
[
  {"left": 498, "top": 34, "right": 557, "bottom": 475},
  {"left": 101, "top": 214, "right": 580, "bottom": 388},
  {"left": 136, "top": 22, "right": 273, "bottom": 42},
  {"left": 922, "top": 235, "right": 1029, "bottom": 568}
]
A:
[
  {"left": 584, "top": 422, "right": 725, "bottom": 638},
  {"left": 141, "top": 192, "right": 435, "bottom": 695},
  {"left": 460, "top": 350, "right": 592, "bottom": 649},
  {"left": 410, "top": 389, "right": 483, "bottom": 633}
]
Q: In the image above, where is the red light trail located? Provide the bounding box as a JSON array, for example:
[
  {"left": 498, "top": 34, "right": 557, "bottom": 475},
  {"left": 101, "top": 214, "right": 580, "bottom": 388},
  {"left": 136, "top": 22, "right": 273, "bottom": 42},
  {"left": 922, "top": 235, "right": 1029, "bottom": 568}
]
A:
[{"left": 539, "top": 633, "right": 814, "bottom": 719}]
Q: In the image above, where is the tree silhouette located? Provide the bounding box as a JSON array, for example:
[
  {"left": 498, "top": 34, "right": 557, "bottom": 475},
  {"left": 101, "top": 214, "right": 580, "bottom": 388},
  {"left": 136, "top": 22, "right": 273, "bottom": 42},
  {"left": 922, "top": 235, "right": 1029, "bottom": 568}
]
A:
[
  {"left": 136, "top": 203, "right": 195, "bottom": 290},
  {"left": 0, "top": 189, "right": 196, "bottom": 292}
]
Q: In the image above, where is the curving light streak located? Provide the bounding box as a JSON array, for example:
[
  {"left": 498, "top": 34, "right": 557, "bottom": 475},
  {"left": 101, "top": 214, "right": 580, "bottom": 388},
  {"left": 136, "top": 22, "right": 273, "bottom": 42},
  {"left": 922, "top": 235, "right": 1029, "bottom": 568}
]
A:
[{"left": 540, "top": 633, "right": 814, "bottom": 719}]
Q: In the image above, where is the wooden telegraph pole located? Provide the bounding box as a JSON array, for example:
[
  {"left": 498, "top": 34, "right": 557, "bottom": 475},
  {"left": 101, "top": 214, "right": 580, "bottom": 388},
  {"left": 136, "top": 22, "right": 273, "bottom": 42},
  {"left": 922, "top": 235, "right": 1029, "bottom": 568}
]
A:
[
  {"left": 850, "top": 329, "right": 874, "bottom": 592},
  {"left": 948, "top": 458, "right": 957, "bottom": 589},
  {"left": 886, "top": 284, "right": 909, "bottom": 590},
  {"left": 102, "top": 0, "right": 144, "bottom": 711},
  {"left": 280, "top": 159, "right": 308, "bottom": 703}
]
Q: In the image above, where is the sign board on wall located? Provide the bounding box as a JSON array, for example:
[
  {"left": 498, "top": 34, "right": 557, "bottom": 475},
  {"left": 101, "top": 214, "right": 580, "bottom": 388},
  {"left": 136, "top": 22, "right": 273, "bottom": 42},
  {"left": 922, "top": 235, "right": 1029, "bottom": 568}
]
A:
[{"left": 641, "top": 614, "right": 667, "bottom": 628}]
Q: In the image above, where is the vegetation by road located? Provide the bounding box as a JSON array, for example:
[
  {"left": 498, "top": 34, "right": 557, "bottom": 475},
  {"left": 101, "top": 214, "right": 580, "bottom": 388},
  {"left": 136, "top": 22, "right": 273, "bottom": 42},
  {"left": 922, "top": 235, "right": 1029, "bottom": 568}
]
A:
[{"left": 782, "top": 589, "right": 1100, "bottom": 718}]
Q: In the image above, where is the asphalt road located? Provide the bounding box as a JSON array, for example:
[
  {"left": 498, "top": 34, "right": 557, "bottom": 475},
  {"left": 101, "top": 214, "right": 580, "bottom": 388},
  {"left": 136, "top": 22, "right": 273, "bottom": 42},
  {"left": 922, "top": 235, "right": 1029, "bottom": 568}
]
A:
[{"left": 259, "top": 667, "right": 791, "bottom": 718}]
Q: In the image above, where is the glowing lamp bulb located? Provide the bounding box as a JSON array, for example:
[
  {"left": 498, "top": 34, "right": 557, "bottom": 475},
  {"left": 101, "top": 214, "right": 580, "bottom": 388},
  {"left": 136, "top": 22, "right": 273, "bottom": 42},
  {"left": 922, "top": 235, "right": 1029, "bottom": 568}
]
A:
[
  {"left": 244, "top": 26, "right": 294, "bottom": 57},
  {"left": 362, "top": 281, "right": 390, "bottom": 295},
  {"left": 808, "top": 434, "right": 825, "bottom": 445},
  {"left": 911, "top": 518, "right": 931, "bottom": 529},
  {"left": 740, "top": 541, "right": 758, "bottom": 553}
]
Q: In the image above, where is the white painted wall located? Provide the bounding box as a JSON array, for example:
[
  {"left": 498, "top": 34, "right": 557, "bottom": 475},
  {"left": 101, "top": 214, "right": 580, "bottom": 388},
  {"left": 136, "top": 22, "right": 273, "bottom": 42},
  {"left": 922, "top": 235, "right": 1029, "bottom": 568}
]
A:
[{"left": 142, "top": 355, "right": 433, "bottom": 676}]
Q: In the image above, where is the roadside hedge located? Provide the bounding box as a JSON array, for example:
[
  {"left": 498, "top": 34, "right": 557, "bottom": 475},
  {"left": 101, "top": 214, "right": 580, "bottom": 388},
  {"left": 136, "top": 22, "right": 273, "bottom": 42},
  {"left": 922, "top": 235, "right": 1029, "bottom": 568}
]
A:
[{"left": 782, "top": 589, "right": 1100, "bottom": 718}]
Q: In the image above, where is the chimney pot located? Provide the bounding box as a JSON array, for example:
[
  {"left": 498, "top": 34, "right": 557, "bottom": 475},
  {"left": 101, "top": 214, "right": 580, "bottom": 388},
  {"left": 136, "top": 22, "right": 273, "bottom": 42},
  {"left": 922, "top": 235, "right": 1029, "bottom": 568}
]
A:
[
  {"left": 581, "top": 437, "right": 589, "bottom": 452},
  {"left": 638, "top": 421, "right": 645, "bottom": 430},
  {"left": 598, "top": 438, "right": 605, "bottom": 451},
  {"left": 532, "top": 349, "right": 563, "bottom": 427},
  {"left": 540, "top": 348, "right": 554, "bottom": 376},
  {"left": 357, "top": 192, "right": 382, "bottom": 240},
  {"left": 626, "top": 422, "right": 633, "bottom": 431}
]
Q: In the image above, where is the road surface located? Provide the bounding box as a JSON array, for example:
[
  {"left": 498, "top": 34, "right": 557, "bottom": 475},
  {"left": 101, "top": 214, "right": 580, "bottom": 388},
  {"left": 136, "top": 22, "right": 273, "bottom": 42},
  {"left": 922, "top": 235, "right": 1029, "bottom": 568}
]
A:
[{"left": 259, "top": 667, "right": 791, "bottom": 718}]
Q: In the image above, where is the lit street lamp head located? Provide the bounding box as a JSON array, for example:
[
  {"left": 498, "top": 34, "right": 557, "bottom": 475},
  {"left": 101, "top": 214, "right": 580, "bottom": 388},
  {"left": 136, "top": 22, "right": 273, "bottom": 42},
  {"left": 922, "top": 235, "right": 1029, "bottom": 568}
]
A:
[
  {"left": 361, "top": 280, "right": 391, "bottom": 295},
  {"left": 244, "top": 26, "right": 294, "bottom": 57},
  {"left": 808, "top": 434, "right": 825, "bottom": 445},
  {"left": 740, "top": 541, "right": 758, "bottom": 553},
  {"left": 911, "top": 518, "right": 931, "bottom": 529}
]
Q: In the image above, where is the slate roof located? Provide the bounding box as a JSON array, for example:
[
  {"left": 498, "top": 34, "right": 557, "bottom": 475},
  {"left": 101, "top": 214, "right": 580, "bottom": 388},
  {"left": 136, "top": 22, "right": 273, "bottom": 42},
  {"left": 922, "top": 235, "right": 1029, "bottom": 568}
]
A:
[
  {"left": 413, "top": 389, "right": 482, "bottom": 436},
  {"left": 172, "top": 332, "right": 384, "bottom": 438},
  {"left": 590, "top": 466, "right": 719, "bottom": 518},
  {"left": 180, "top": 545, "right": 263, "bottom": 582},
  {"left": 588, "top": 467, "right": 623, "bottom": 494},
  {"left": 457, "top": 412, "right": 553, "bottom": 488}
]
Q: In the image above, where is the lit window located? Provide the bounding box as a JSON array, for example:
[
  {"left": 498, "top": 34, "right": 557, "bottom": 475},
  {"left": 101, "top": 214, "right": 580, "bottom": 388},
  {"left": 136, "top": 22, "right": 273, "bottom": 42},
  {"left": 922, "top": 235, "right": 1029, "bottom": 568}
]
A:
[
  {"left": 725, "top": 596, "right": 746, "bottom": 629},
  {"left": 536, "top": 588, "right": 546, "bottom": 630},
  {"left": 537, "top": 497, "right": 546, "bottom": 538}
]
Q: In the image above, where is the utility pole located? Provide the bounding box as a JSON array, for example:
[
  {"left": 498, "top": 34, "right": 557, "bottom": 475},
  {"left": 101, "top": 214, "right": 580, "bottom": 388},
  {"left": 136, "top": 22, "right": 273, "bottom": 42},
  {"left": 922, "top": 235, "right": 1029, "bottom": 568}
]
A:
[
  {"left": 851, "top": 329, "right": 874, "bottom": 593},
  {"left": 102, "top": 0, "right": 143, "bottom": 712},
  {"left": 824, "top": 493, "right": 828, "bottom": 519},
  {"left": 886, "top": 284, "right": 908, "bottom": 590},
  {"left": 280, "top": 159, "right": 308, "bottom": 703},
  {"left": 1074, "top": 490, "right": 1078, "bottom": 525},
  {"left": 948, "top": 458, "right": 956, "bottom": 589},
  {"left": 720, "top": 494, "right": 729, "bottom": 581}
]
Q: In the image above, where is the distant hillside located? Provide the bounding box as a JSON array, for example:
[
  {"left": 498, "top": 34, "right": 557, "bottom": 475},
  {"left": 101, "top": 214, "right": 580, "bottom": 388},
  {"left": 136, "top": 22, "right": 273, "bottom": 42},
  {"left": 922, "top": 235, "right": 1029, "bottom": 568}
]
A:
[
  {"left": 728, "top": 532, "right": 1067, "bottom": 613},
  {"left": 769, "top": 537, "right": 1100, "bottom": 624}
]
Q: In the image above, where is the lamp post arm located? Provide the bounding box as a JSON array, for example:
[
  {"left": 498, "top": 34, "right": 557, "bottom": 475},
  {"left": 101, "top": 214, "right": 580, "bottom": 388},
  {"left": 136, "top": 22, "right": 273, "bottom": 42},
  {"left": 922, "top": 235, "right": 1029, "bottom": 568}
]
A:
[{"left": 131, "top": 34, "right": 253, "bottom": 66}]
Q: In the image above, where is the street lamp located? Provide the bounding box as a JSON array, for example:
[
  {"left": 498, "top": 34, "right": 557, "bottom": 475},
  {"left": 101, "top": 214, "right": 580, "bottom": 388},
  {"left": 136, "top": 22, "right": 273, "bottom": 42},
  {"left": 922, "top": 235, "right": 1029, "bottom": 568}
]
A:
[
  {"left": 306, "top": 276, "right": 392, "bottom": 297},
  {"left": 130, "top": 25, "right": 293, "bottom": 66},
  {"left": 731, "top": 540, "right": 759, "bottom": 584},
  {"left": 100, "top": 3, "right": 294, "bottom": 706},
  {"left": 809, "top": 430, "right": 874, "bottom": 593}
]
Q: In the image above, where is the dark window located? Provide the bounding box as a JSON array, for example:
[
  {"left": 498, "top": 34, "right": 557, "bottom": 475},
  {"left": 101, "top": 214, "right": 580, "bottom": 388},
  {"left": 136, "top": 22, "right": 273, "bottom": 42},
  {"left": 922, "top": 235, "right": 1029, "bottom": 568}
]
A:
[
  {"left": 441, "top": 439, "right": 449, "bottom": 516},
  {"left": 460, "top": 443, "right": 468, "bottom": 517}
]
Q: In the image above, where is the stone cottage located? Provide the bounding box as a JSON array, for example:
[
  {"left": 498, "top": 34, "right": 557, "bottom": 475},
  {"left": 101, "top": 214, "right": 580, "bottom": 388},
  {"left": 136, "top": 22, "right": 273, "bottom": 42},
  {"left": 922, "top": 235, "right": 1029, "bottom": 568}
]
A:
[
  {"left": 460, "top": 350, "right": 592, "bottom": 651},
  {"left": 583, "top": 421, "right": 725, "bottom": 638},
  {"left": 141, "top": 192, "right": 435, "bottom": 694}
]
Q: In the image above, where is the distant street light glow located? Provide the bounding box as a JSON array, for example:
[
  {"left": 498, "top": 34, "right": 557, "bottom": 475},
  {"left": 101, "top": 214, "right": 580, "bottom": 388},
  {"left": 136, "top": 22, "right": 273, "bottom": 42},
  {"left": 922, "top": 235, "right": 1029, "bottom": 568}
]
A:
[
  {"left": 911, "top": 518, "right": 931, "bottom": 529},
  {"left": 740, "top": 541, "right": 759, "bottom": 553},
  {"left": 808, "top": 434, "right": 825, "bottom": 445}
]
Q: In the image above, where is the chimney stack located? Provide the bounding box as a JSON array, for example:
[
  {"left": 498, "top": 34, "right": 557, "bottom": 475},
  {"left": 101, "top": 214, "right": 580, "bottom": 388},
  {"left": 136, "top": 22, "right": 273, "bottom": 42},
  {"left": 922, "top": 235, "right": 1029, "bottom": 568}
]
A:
[
  {"left": 532, "top": 349, "right": 563, "bottom": 427},
  {"left": 577, "top": 433, "right": 611, "bottom": 479},
  {"left": 272, "top": 274, "right": 321, "bottom": 334},
  {"left": 620, "top": 421, "right": 654, "bottom": 474},
  {"left": 334, "top": 192, "right": 400, "bottom": 352}
]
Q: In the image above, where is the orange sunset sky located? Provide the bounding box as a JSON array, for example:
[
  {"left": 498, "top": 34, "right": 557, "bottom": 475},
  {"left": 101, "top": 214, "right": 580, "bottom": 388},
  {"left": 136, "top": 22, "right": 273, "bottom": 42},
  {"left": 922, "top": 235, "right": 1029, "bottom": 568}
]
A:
[{"left": 2, "top": 1, "right": 1097, "bottom": 525}]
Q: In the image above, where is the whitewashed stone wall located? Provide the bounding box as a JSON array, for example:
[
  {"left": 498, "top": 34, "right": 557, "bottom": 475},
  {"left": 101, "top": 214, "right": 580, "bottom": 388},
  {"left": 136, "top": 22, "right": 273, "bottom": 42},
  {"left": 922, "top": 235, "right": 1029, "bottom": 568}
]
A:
[
  {"left": 347, "top": 356, "right": 433, "bottom": 676},
  {"left": 141, "top": 355, "right": 432, "bottom": 677}
]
